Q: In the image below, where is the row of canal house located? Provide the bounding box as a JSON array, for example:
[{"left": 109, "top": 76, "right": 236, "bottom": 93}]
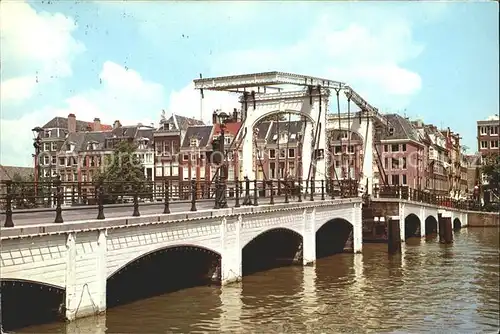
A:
[
  {"left": 35, "top": 110, "right": 470, "bottom": 201},
  {"left": 327, "top": 113, "right": 468, "bottom": 198}
]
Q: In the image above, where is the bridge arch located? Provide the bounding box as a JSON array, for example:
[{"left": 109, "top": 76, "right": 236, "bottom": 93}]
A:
[
  {"left": 404, "top": 214, "right": 421, "bottom": 239},
  {"left": 252, "top": 109, "right": 315, "bottom": 128},
  {"left": 425, "top": 215, "right": 438, "bottom": 235},
  {"left": 1, "top": 279, "right": 65, "bottom": 331},
  {"left": 242, "top": 227, "right": 303, "bottom": 276},
  {"left": 453, "top": 218, "right": 462, "bottom": 231},
  {"left": 107, "top": 244, "right": 221, "bottom": 307},
  {"left": 316, "top": 218, "right": 354, "bottom": 258}
]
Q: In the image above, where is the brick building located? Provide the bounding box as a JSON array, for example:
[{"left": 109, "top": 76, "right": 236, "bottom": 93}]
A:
[
  {"left": 477, "top": 115, "right": 499, "bottom": 156},
  {"left": 378, "top": 114, "right": 425, "bottom": 189},
  {"left": 37, "top": 114, "right": 111, "bottom": 180}
]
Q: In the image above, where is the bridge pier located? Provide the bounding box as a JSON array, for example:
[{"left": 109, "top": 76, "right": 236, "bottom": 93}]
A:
[
  {"left": 387, "top": 216, "right": 401, "bottom": 254},
  {"left": 438, "top": 212, "right": 453, "bottom": 244}
]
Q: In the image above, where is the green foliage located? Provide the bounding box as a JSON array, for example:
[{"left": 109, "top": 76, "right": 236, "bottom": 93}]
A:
[
  {"left": 481, "top": 153, "right": 499, "bottom": 195},
  {"left": 95, "top": 140, "right": 151, "bottom": 203}
]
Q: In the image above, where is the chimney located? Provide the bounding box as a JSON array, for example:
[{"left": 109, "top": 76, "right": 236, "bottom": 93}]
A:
[
  {"left": 113, "top": 120, "right": 121, "bottom": 129},
  {"left": 93, "top": 118, "right": 101, "bottom": 131},
  {"left": 68, "top": 113, "right": 76, "bottom": 133},
  {"left": 233, "top": 108, "right": 238, "bottom": 122}
]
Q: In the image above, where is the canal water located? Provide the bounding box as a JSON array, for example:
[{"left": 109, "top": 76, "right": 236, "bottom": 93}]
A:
[{"left": 18, "top": 228, "right": 499, "bottom": 333}]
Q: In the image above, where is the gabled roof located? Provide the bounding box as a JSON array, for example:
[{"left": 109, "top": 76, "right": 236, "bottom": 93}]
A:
[
  {"left": 181, "top": 125, "right": 213, "bottom": 148},
  {"left": 254, "top": 122, "right": 272, "bottom": 141},
  {"left": 42, "top": 116, "right": 111, "bottom": 131},
  {"left": 170, "top": 115, "right": 204, "bottom": 132},
  {"left": 267, "top": 120, "right": 304, "bottom": 143},
  {"left": 213, "top": 122, "right": 241, "bottom": 137},
  {"left": 0, "top": 165, "right": 33, "bottom": 181},
  {"left": 381, "top": 114, "right": 420, "bottom": 142}
]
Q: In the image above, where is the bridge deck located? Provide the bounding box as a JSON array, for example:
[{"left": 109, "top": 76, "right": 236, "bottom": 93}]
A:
[{"left": 1, "top": 195, "right": 326, "bottom": 228}]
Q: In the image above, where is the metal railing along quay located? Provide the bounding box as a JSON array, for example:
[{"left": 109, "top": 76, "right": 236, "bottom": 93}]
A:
[{"left": 374, "top": 185, "right": 484, "bottom": 211}]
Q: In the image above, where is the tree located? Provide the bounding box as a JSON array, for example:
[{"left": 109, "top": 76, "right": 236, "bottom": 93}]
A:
[
  {"left": 95, "top": 140, "right": 151, "bottom": 203},
  {"left": 481, "top": 153, "right": 499, "bottom": 207}
]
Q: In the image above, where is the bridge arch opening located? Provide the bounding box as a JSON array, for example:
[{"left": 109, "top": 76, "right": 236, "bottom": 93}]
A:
[
  {"left": 1, "top": 279, "right": 65, "bottom": 331},
  {"left": 242, "top": 228, "right": 303, "bottom": 276},
  {"left": 316, "top": 218, "right": 354, "bottom": 258},
  {"left": 453, "top": 218, "right": 462, "bottom": 231},
  {"left": 404, "top": 214, "right": 421, "bottom": 239},
  {"left": 107, "top": 245, "right": 221, "bottom": 307},
  {"left": 425, "top": 216, "right": 438, "bottom": 235}
]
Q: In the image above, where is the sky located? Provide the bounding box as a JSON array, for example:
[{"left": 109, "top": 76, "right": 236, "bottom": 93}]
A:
[{"left": 1, "top": 0, "right": 498, "bottom": 167}]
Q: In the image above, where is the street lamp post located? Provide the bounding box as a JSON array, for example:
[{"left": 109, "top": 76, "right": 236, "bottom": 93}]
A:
[
  {"left": 213, "top": 112, "right": 229, "bottom": 209},
  {"left": 32, "top": 126, "right": 43, "bottom": 201}
]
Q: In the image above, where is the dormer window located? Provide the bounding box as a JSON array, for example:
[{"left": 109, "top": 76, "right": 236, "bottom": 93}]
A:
[
  {"left": 87, "top": 142, "right": 98, "bottom": 150},
  {"left": 66, "top": 142, "right": 75, "bottom": 152},
  {"left": 279, "top": 132, "right": 287, "bottom": 142},
  {"left": 190, "top": 138, "right": 199, "bottom": 147}
]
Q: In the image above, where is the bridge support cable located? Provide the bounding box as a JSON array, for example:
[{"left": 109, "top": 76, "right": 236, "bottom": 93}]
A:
[
  {"left": 305, "top": 85, "right": 323, "bottom": 194},
  {"left": 284, "top": 111, "right": 292, "bottom": 196},
  {"left": 253, "top": 129, "right": 269, "bottom": 182},
  {"left": 346, "top": 96, "right": 351, "bottom": 180}
]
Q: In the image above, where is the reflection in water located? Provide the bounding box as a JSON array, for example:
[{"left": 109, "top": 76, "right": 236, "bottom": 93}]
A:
[
  {"left": 218, "top": 283, "right": 242, "bottom": 333},
  {"left": 300, "top": 265, "right": 319, "bottom": 332},
  {"left": 18, "top": 228, "right": 499, "bottom": 333}
]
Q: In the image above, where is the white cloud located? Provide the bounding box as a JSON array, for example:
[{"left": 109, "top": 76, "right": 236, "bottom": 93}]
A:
[
  {"left": 209, "top": 15, "right": 424, "bottom": 111},
  {"left": 0, "top": 0, "right": 85, "bottom": 102},
  {"left": 167, "top": 83, "right": 239, "bottom": 124},
  {"left": 0, "top": 61, "right": 171, "bottom": 166}
]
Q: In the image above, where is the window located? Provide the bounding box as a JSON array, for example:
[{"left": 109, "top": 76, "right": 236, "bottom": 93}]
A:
[
  {"left": 392, "top": 174, "right": 399, "bottom": 185},
  {"left": 51, "top": 169, "right": 58, "bottom": 177},
  {"left": 391, "top": 144, "right": 399, "bottom": 152},
  {"left": 183, "top": 154, "right": 189, "bottom": 161},
  {"left": 384, "top": 157, "right": 389, "bottom": 169},
  {"left": 392, "top": 158, "right": 399, "bottom": 169},
  {"left": 155, "top": 167, "right": 163, "bottom": 177},
  {"left": 51, "top": 156, "right": 57, "bottom": 165},
  {"left": 51, "top": 142, "right": 58, "bottom": 151},
  {"left": 480, "top": 126, "right": 488, "bottom": 135},
  {"left": 43, "top": 155, "right": 50, "bottom": 165},
  {"left": 491, "top": 140, "right": 499, "bottom": 148},
  {"left": 164, "top": 166, "right": 171, "bottom": 176},
  {"left": 402, "top": 174, "right": 407, "bottom": 185},
  {"left": 279, "top": 149, "right": 286, "bottom": 158},
  {"left": 225, "top": 137, "right": 232, "bottom": 145},
  {"left": 401, "top": 144, "right": 407, "bottom": 152},
  {"left": 348, "top": 146, "right": 355, "bottom": 154},
  {"left": 288, "top": 148, "right": 295, "bottom": 158},
  {"left": 190, "top": 138, "right": 198, "bottom": 147},
  {"left": 480, "top": 141, "right": 488, "bottom": 149},
  {"left": 491, "top": 126, "right": 499, "bottom": 136},
  {"left": 270, "top": 162, "right": 276, "bottom": 178},
  {"left": 269, "top": 149, "right": 276, "bottom": 158},
  {"left": 334, "top": 146, "right": 342, "bottom": 154},
  {"left": 43, "top": 143, "right": 50, "bottom": 151},
  {"left": 384, "top": 145, "right": 388, "bottom": 152},
  {"left": 279, "top": 162, "right": 285, "bottom": 178},
  {"left": 401, "top": 157, "right": 407, "bottom": 169},
  {"left": 59, "top": 157, "right": 65, "bottom": 166},
  {"left": 289, "top": 161, "right": 295, "bottom": 176},
  {"left": 171, "top": 165, "right": 179, "bottom": 176}
]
